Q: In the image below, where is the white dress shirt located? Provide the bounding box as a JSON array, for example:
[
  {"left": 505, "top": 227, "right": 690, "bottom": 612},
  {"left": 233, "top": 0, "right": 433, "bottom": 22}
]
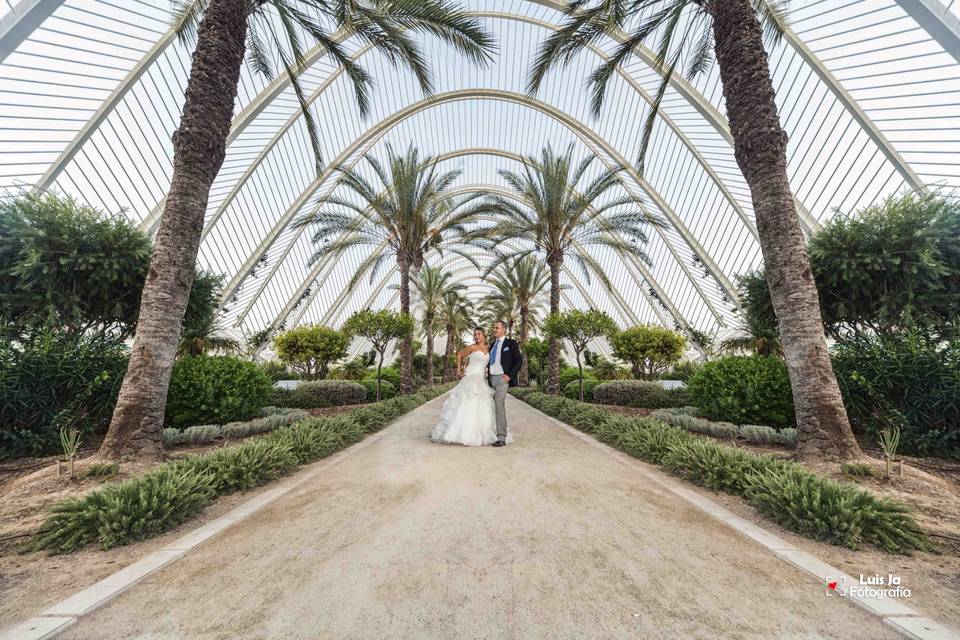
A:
[{"left": 489, "top": 338, "right": 505, "bottom": 376}]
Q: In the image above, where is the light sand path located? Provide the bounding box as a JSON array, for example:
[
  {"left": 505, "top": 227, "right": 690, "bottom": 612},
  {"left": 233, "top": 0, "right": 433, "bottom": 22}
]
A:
[{"left": 60, "top": 395, "right": 898, "bottom": 640}]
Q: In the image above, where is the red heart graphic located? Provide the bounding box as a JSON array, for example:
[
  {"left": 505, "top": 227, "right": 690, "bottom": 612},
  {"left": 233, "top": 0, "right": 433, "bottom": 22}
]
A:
[{"left": 828, "top": 582, "right": 838, "bottom": 590}]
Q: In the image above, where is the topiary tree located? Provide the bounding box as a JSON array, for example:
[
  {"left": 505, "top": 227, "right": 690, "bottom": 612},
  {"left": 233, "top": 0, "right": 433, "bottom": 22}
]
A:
[
  {"left": 342, "top": 310, "right": 413, "bottom": 401},
  {"left": 273, "top": 325, "right": 349, "bottom": 380},
  {"left": 543, "top": 310, "right": 617, "bottom": 401},
  {"left": 609, "top": 325, "right": 686, "bottom": 380}
]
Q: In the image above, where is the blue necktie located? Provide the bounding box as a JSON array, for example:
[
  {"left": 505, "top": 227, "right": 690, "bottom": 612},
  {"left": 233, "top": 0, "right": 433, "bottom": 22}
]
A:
[{"left": 490, "top": 340, "right": 500, "bottom": 365}]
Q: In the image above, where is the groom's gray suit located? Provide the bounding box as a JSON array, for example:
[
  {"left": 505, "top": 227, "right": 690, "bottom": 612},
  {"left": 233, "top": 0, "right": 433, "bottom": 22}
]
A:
[{"left": 487, "top": 336, "right": 522, "bottom": 443}]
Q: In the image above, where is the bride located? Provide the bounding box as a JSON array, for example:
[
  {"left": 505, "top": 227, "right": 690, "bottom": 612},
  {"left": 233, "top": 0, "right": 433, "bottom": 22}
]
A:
[{"left": 430, "top": 327, "right": 511, "bottom": 446}]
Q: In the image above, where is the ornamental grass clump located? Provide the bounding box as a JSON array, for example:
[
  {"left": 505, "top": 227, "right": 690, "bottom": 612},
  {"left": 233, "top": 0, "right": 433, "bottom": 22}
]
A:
[
  {"left": 511, "top": 389, "right": 930, "bottom": 554},
  {"left": 743, "top": 466, "right": 931, "bottom": 554},
  {"left": 29, "top": 466, "right": 216, "bottom": 553},
  {"left": 30, "top": 390, "right": 449, "bottom": 554}
]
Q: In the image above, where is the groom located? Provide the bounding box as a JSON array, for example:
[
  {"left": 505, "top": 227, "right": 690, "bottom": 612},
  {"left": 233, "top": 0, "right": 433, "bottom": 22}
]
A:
[{"left": 487, "top": 320, "right": 522, "bottom": 447}]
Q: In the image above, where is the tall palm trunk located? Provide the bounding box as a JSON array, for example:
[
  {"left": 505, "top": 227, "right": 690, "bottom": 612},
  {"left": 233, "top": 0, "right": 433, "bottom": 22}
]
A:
[
  {"left": 442, "top": 326, "right": 457, "bottom": 382},
  {"left": 424, "top": 312, "right": 435, "bottom": 386},
  {"left": 518, "top": 306, "right": 530, "bottom": 386},
  {"left": 545, "top": 254, "right": 562, "bottom": 394},
  {"left": 710, "top": 0, "right": 860, "bottom": 460},
  {"left": 398, "top": 258, "right": 413, "bottom": 394},
  {"left": 99, "top": 0, "right": 250, "bottom": 460}
]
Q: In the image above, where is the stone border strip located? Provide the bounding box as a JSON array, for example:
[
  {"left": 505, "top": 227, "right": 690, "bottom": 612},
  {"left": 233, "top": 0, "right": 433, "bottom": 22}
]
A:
[
  {"left": 519, "top": 398, "right": 960, "bottom": 640},
  {"left": 0, "top": 396, "right": 445, "bottom": 640}
]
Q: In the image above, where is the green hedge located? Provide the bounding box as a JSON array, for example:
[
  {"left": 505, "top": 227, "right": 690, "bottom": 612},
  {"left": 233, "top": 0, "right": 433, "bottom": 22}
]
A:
[
  {"left": 592, "top": 380, "right": 689, "bottom": 409},
  {"left": 563, "top": 378, "right": 602, "bottom": 401},
  {"left": 161, "top": 408, "right": 309, "bottom": 447},
  {"left": 165, "top": 356, "right": 272, "bottom": 429},
  {"left": 360, "top": 377, "right": 396, "bottom": 401},
  {"left": 30, "top": 385, "right": 452, "bottom": 554},
  {"left": 687, "top": 355, "right": 795, "bottom": 429},
  {"left": 285, "top": 380, "right": 367, "bottom": 409},
  {"left": 511, "top": 388, "right": 929, "bottom": 554},
  {"left": 651, "top": 409, "right": 797, "bottom": 447}
]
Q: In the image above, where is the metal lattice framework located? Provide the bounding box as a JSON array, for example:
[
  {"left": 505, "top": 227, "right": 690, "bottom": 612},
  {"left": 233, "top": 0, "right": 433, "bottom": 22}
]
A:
[{"left": 2, "top": 0, "right": 958, "bottom": 354}]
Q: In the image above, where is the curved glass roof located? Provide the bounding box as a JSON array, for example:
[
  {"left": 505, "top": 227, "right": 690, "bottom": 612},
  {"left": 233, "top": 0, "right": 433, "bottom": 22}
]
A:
[{"left": 2, "top": 0, "right": 959, "bottom": 353}]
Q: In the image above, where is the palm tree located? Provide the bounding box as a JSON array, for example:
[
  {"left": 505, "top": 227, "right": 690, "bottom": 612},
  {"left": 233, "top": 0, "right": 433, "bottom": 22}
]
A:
[
  {"left": 438, "top": 289, "right": 474, "bottom": 382},
  {"left": 478, "top": 287, "right": 518, "bottom": 335},
  {"left": 469, "top": 144, "right": 660, "bottom": 395},
  {"left": 528, "top": 0, "right": 861, "bottom": 460},
  {"left": 411, "top": 264, "right": 465, "bottom": 386},
  {"left": 486, "top": 256, "right": 551, "bottom": 386},
  {"left": 100, "top": 0, "right": 494, "bottom": 460},
  {"left": 299, "top": 143, "right": 482, "bottom": 394}
]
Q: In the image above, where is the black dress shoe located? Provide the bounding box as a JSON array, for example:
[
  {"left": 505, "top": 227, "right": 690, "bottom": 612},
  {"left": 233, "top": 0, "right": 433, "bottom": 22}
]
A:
[{"left": 492, "top": 439, "right": 506, "bottom": 447}]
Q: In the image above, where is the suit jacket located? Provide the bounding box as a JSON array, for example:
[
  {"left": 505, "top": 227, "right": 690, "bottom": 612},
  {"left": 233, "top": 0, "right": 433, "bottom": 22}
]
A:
[{"left": 487, "top": 337, "right": 522, "bottom": 388}]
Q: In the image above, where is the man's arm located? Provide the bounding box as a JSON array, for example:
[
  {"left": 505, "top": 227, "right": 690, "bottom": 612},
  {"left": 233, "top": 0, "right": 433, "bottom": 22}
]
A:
[{"left": 506, "top": 340, "right": 522, "bottom": 380}]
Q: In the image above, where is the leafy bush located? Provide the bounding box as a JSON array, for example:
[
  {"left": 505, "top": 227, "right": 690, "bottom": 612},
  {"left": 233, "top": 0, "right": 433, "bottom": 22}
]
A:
[
  {"left": 284, "top": 380, "right": 367, "bottom": 409},
  {"left": 0, "top": 330, "right": 128, "bottom": 459},
  {"left": 609, "top": 325, "right": 686, "bottom": 379},
  {"left": 832, "top": 330, "right": 960, "bottom": 458},
  {"left": 372, "top": 366, "right": 401, "bottom": 388},
  {"left": 652, "top": 410, "right": 797, "bottom": 447},
  {"left": 559, "top": 366, "right": 591, "bottom": 390},
  {"left": 165, "top": 356, "right": 273, "bottom": 429},
  {"left": 563, "top": 378, "right": 602, "bottom": 401},
  {"left": 687, "top": 355, "right": 795, "bottom": 429},
  {"left": 592, "top": 380, "right": 687, "bottom": 409},
  {"left": 273, "top": 325, "right": 348, "bottom": 380},
  {"left": 360, "top": 377, "right": 395, "bottom": 400}
]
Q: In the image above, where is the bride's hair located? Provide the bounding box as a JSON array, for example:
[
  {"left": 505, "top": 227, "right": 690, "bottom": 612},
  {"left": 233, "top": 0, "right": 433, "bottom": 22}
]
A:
[{"left": 472, "top": 326, "right": 487, "bottom": 343}]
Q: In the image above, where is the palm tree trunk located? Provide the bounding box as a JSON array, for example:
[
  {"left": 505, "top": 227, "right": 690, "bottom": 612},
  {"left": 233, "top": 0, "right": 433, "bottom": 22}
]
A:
[
  {"left": 545, "top": 255, "right": 562, "bottom": 394},
  {"left": 518, "top": 307, "right": 530, "bottom": 386},
  {"left": 710, "top": 0, "right": 860, "bottom": 460},
  {"left": 99, "top": 0, "right": 249, "bottom": 460},
  {"left": 398, "top": 259, "right": 413, "bottom": 394},
  {"left": 424, "top": 313, "right": 434, "bottom": 386},
  {"left": 442, "top": 327, "right": 456, "bottom": 382}
]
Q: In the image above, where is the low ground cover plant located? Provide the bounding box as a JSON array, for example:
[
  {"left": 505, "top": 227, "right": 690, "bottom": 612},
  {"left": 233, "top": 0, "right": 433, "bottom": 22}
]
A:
[
  {"left": 29, "top": 386, "right": 451, "bottom": 554},
  {"left": 511, "top": 389, "right": 929, "bottom": 554}
]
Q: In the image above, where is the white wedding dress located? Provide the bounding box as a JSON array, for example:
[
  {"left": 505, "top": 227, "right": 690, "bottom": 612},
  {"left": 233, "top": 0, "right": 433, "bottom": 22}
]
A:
[{"left": 430, "top": 350, "right": 512, "bottom": 446}]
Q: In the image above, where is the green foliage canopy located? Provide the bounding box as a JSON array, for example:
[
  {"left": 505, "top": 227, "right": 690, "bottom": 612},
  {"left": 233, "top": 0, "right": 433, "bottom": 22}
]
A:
[
  {"left": 273, "top": 325, "right": 349, "bottom": 380},
  {"left": 609, "top": 325, "right": 686, "bottom": 380}
]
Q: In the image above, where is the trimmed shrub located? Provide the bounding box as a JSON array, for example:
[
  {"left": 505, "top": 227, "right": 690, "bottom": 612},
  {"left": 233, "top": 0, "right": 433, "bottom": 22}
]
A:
[
  {"left": 0, "top": 330, "right": 128, "bottom": 459},
  {"left": 687, "top": 355, "right": 795, "bottom": 429},
  {"left": 285, "top": 380, "right": 367, "bottom": 409},
  {"left": 563, "top": 378, "right": 603, "bottom": 401},
  {"left": 559, "top": 366, "right": 593, "bottom": 390},
  {"left": 165, "top": 356, "right": 272, "bottom": 429},
  {"left": 744, "top": 466, "right": 930, "bottom": 554},
  {"left": 360, "top": 377, "right": 396, "bottom": 401},
  {"left": 592, "top": 380, "right": 686, "bottom": 409},
  {"left": 270, "top": 387, "right": 295, "bottom": 407},
  {"left": 369, "top": 366, "right": 401, "bottom": 388}
]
